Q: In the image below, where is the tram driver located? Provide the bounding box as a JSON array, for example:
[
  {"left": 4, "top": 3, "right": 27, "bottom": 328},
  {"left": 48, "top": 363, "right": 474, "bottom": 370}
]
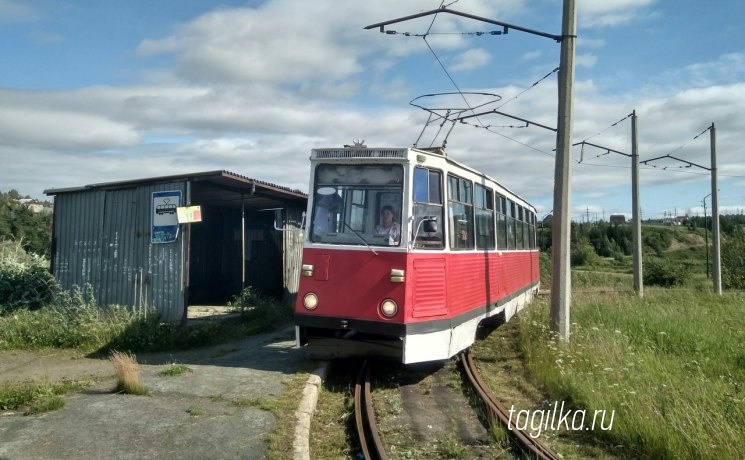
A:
[{"left": 374, "top": 205, "right": 401, "bottom": 243}]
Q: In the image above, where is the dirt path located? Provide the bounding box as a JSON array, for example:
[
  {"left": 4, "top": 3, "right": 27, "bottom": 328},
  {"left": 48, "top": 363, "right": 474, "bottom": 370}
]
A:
[{"left": 0, "top": 348, "right": 113, "bottom": 384}]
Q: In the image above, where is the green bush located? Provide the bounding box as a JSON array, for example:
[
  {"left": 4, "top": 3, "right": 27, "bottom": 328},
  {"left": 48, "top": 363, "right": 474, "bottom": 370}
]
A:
[
  {"left": 571, "top": 241, "right": 600, "bottom": 267},
  {"left": 722, "top": 228, "right": 745, "bottom": 289},
  {"left": 643, "top": 227, "right": 673, "bottom": 256},
  {"left": 0, "top": 241, "right": 60, "bottom": 312},
  {"left": 643, "top": 257, "right": 692, "bottom": 287}
]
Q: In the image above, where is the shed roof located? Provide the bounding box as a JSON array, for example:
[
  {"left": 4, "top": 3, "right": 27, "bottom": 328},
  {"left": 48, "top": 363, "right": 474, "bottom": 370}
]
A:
[{"left": 44, "top": 170, "right": 307, "bottom": 210}]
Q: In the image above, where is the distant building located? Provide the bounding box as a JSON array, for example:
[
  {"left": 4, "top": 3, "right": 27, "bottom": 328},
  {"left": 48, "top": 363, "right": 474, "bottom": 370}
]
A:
[
  {"left": 13, "top": 198, "right": 53, "bottom": 214},
  {"left": 45, "top": 170, "right": 307, "bottom": 322},
  {"left": 662, "top": 215, "right": 689, "bottom": 226},
  {"left": 610, "top": 214, "right": 626, "bottom": 225}
]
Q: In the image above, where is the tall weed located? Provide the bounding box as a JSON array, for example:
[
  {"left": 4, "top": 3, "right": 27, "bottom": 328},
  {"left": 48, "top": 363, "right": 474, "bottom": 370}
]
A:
[{"left": 517, "top": 290, "right": 745, "bottom": 459}]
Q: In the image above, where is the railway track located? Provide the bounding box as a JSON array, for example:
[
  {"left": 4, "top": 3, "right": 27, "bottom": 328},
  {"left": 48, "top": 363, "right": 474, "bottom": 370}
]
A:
[
  {"left": 352, "top": 354, "right": 560, "bottom": 460},
  {"left": 459, "top": 350, "right": 560, "bottom": 460},
  {"left": 354, "top": 359, "right": 388, "bottom": 460}
]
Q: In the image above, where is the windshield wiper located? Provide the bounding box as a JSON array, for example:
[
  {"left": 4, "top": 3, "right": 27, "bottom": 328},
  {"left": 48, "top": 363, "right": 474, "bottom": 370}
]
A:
[{"left": 342, "top": 221, "right": 378, "bottom": 255}]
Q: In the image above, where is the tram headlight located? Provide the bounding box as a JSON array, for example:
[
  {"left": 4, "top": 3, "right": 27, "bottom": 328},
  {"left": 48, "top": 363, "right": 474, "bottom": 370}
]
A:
[
  {"left": 303, "top": 293, "right": 319, "bottom": 311},
  {"left": 380, "top": 299, "right": 398, "bottom": 318}
]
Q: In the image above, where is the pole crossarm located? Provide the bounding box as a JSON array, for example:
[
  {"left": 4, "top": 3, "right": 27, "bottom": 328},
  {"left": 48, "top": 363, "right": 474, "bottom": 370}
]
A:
[
  {"left": 573, "top": 140, "right": 630, "bottom": 157},
  {"left": 640, "top": 153, "right": 710, "bottom": 170},
  {"left": 364, "top": 7, "right": 563, "bottom": 42},
  {"left": 458, "top": 109, "right": 557, "bottom": 132}
]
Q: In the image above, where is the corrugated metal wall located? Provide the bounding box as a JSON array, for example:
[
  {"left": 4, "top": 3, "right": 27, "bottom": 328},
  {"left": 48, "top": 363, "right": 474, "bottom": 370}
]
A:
[{"left": 52, "top": 181, "right": 187, "bottom": 321}]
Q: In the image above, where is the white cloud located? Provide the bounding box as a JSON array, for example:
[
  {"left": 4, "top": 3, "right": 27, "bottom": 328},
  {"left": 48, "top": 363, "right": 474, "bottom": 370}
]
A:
[
  {"left": 654, "top": 53, "right": 745, "bottom": 90},
  {"left": 137, "top": 7, "right": 362, "bottom": 86},
  {"left": 134, "top": 0, "right": 532, "bottom": 88},
  {"left": 578, "top": 37, "right": 606, "bottom": 49},
  {"left": 575, "top": 53, "right": 598, "bottom": 68},
  {"left": 0, "top": 0, "right": 39, "bottom": 22},
  {"left": 578, "top": 0, "right": 656, "bottom": 27},
  {"left": 521, "top": 50, "right": 542, "bottom": 61},
  {"left": 450, "top": 48, "right": 492, "bottom": 72},
  {"left": 0, "top": 107, "right": 140, "bottom": 150}
]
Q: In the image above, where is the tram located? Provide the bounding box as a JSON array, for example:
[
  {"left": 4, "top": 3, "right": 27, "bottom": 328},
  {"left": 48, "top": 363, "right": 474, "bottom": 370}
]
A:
[{"left": 294, "top": 144, "right": 540, "bottom": 364}]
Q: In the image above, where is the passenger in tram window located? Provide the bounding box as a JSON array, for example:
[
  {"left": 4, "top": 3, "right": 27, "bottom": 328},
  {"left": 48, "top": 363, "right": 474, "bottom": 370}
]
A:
[
  {"left": 459, "top": 228, "right": 469, "bottom": 244},
  {"left": 375, "top": 205, "right": 401, "bottom": 243},
  {"left": 455, "top": 219, "right": 473, "bottom": 249}
]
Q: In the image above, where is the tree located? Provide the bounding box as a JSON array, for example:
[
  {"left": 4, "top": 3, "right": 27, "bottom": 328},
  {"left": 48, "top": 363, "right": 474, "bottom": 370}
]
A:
[{"left": 0, "top": 191, "right": 53, "bottom": 258}]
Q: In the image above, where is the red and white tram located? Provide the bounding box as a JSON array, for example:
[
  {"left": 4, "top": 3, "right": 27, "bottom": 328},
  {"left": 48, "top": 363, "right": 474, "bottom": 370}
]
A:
[{"left": 294, "top": 145, "right": 540, "bottom": 364}]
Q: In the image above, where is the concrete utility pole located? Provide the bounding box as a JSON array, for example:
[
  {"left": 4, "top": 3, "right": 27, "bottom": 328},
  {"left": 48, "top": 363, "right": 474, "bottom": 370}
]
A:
[
  {"left": 710, "top": 123, "right": 722, "bottom": 294},
  {"left": 550, "top": 0, "right": 577, "bottom": 342},
  {"left": 702, "top": 193, "right": 711, "bottom": 278},
  {"left": 631, "top": 110, "right": 643, "bottom": 297},
  {"left": 641, "top": 122, "right": 722, "bottom": 293}
]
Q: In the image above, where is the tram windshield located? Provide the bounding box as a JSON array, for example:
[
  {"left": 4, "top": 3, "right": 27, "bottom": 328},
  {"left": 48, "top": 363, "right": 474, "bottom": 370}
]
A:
[{"left": 311, "top": 164, "right": 404, "bottom": 247}]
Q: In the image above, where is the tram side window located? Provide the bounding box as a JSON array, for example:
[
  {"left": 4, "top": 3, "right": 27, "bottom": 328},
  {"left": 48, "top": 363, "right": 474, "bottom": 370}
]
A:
[
  {"left": 474, "top": 184, "right": 495, "bottom": 250},
  {"left": 521, "top": 207, "right": 530, "bottom": 249},
  {"left": 448, "top": 174, "right": 474, "bottom": 250},
  {"left": 496, "top": 194, "right": 507, "bottom": 249},
  {"left": 529, "top": 211, "right": 537, "bottom": 249},
  {"left": 515, "top": 206, "right": 523, "bottom": 249},
  {"left": 413, "top": 167, "right": 444, "bottom": 249},
  {"left": 506, "top": 200, "right": 517, "bottom": 250}
]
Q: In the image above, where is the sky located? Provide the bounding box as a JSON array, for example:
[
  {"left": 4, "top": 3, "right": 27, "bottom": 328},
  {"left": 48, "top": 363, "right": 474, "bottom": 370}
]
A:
[{"left": 1, "top": 0, "right": 744, "bottom": 221}]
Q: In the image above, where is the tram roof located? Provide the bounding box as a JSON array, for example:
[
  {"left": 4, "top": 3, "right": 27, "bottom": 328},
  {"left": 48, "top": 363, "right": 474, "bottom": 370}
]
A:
[{"left": 311, "top": 145, "right": 536, "bottom": 212}]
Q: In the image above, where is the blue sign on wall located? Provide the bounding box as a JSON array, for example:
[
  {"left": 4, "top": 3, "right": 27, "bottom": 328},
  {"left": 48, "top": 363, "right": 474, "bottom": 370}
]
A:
[{"left": 152, "top": 191, "right": 181, "bottom": 243}]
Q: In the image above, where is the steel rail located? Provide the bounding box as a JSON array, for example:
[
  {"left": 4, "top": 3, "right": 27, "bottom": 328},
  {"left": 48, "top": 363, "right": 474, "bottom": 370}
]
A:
[
  {"left": 460, "top": 350, "right": 560, "bottom": 460},
  {"left": 354, "top": 360, "right": 388, "bottom": 460}
]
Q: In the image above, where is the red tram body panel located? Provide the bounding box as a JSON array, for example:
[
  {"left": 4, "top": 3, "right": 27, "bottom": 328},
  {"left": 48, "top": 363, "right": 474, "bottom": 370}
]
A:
[{"left": 295, "top": 146, "right": 540, "bottom": 363}]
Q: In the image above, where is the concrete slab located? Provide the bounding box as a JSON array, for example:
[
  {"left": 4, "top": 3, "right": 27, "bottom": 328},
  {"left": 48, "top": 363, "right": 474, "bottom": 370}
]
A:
[{"left": 0, "top": 326, "right": 310, "bottom": 460}]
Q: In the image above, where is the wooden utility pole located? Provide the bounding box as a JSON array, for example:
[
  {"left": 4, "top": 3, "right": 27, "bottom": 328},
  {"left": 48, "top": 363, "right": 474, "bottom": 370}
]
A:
[{"left": 550, "top": 0, "right": 577, "bottom": 341}]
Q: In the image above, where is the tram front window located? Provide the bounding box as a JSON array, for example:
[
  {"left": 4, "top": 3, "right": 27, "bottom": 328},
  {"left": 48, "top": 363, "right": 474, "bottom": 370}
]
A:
[{"left": 311, "top": 164, "right": 403, "bottom": 247}]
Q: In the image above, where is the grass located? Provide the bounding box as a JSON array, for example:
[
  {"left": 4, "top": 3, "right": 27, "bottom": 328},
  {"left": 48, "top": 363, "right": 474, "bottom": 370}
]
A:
[
  {"left": 438, "top": 434, "right": 469, "bottom": 459},
  {"left": 159, "top": 363, "right": 191, "bottom": 377},
  {"left": 0, "top": 378, "right": 92, "bottom": 415},
  {"left": 306, "top": 364, "right": 356, "bottom": 460},
  {"left": 185, "top": 406, "right": 203, "bottom": 417},
  {"left": 265, "top": 371, "right": 320, "bottom": 460},
  {"left": 109, "top": 351, "right": 147, "bottom": 395},
  {"left": 0, "top": 287, "right": 294, "bottom": 354},
  {"left": 516, "top": 288, "right": 745, "bottom": 459}
]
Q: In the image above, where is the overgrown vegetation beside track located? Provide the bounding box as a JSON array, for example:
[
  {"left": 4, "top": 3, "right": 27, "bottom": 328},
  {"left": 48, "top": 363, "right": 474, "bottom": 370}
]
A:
[
  {"left": 0, "top": 287, "right": 292, "bottom": 353},
  {"left": 516, "top": 288, "right": 745, "bottom": 459},
  {"left": 0, "top": 238, "right": 293, "bottom": 353},
  {"left": 511, "top": 221, "right": 745, "bottom": 458}
]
